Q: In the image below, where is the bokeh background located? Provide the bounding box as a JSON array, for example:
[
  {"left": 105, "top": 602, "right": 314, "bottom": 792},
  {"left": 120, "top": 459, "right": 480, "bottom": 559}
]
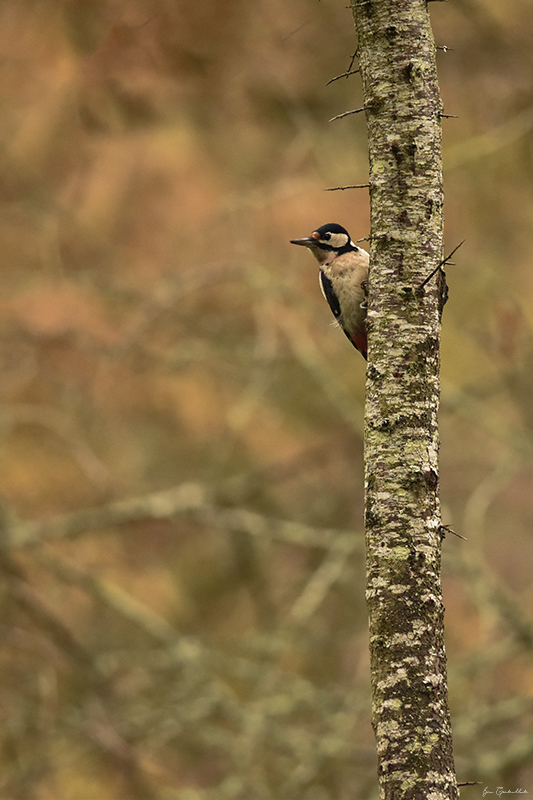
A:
[{"left": 1, "top": 0, "right": 533, "bottom": 798}]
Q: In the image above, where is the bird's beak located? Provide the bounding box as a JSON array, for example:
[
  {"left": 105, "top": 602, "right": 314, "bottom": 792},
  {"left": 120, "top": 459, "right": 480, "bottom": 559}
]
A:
[{"left": 290, "top": 237, "right": 315, "bottom": 247}]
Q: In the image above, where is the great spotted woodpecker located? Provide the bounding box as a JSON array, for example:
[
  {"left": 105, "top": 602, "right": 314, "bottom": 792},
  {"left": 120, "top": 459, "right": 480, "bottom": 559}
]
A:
[{"left": 290, "top": 223, "right": 369, "bottom": 359}]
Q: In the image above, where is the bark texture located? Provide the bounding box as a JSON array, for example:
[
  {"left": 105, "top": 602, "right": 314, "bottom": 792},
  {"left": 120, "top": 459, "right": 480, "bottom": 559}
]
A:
[{"left": 349, "top": 1, "right": 457, "bottom": 798}]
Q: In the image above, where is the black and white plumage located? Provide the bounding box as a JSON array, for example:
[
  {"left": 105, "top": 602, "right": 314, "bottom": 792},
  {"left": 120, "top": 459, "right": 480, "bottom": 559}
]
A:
[{"left": 290, "top": 223, "right": 369, "bottom": 359}]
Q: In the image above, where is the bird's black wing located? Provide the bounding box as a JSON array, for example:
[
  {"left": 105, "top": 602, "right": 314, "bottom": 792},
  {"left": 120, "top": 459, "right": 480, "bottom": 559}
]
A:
[
  {"left": 319, "top": 268, "right": 367, "bottom": 357},
  {"left": 319, "top": 270, "right": 341, "bottom": 321}
]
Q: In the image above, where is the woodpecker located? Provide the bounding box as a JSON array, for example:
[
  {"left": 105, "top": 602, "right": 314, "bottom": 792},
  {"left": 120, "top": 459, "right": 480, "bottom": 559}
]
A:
[{"left": 290, "top": 223, "right": 369, "bottom": 359}]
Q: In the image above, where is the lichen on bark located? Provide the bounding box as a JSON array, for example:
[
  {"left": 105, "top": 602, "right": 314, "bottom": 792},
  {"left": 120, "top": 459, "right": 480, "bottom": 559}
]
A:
[{"left": 350, "top": 1, "right": 457, "bottom": 798}]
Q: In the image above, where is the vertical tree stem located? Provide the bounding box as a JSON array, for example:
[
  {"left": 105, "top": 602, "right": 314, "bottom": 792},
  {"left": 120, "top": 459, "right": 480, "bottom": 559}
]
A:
[{"left": 350, "top": 1, "right": 457, "bottom": 797}]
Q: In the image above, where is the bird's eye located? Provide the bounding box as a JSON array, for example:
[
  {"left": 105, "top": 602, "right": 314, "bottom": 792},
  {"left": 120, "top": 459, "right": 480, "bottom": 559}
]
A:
[{"left": 323, "top": 232, "right": 331, "bottom": 241}]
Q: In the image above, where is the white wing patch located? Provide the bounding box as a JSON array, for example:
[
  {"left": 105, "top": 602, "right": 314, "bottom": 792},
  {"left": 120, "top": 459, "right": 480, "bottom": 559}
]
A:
[{"left": 319, "top": 271, "right": 328, "bottom": 301}]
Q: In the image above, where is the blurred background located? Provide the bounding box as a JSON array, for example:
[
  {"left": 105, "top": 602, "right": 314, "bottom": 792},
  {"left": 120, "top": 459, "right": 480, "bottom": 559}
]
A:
[{"left": 1, "top": 0, "right": 532, "bottom": 797}]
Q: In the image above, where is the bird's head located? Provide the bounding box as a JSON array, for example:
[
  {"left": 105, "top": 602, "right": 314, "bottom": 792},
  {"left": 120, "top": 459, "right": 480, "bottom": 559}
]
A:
[{"left": 290, "top": 223, "right": 358, "bottom": 264}]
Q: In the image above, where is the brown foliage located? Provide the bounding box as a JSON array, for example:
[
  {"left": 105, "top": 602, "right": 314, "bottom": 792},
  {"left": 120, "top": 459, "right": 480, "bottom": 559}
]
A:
[{"left": 0, "top": 0, "right": 532, "bottom": 797}]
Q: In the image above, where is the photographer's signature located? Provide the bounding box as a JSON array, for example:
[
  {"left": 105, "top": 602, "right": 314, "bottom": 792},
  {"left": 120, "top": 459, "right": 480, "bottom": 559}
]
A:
[{"left": 483, "top": 790, "right": 528, "bottom": 797}]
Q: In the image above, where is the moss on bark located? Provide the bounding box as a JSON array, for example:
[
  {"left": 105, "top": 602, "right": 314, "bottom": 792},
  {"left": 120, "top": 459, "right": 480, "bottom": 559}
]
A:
[{"left": 350, "top": 1, "right": 457, "bottom": 797}]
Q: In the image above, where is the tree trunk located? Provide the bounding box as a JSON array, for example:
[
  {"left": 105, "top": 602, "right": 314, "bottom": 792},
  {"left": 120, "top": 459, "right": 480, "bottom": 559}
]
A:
[{"left": 349, "top": 1, "right": 458, "bottom": 797}]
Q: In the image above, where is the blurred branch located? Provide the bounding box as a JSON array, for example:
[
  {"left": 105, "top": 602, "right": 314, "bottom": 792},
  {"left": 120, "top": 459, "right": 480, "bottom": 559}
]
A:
[
  {"left": 110, "top": 262, "right": 237, "bottom": 360},
  {"left": 445, "top": 458, "right": 533, "bottom": 648},
  {"left": 446, "top": 547, "right": 533, "bottom": 649},
  {"left": 454, "top": 693, "right": 533, "bottom": 783},
  {"left": 1, "top": 403, "right": 110, "bottom": 489},
  {"left": 0, "top": 550, "right": 177, "bottom": 794},
  {"left": 225, "top": 281, "right": 278, "bottom": 432},
  {"left": 241, "top": 261, "right": 365, "bottom": 434},
  {"left": 462, "top": 457, "right": 520, "bottom": 542},
  {"left": 32, "top": 549, "right": 372, "bottom": 792},
  {"left": 37, "top": 549, "right": 183, "bottom": 646},
  {"left": 475, "top": 733, "right": 533, "bottom": 779},
  {"left": 0, "top": 548, "right": 109, "bottom": 690},
  {"left": 287, "top": 537, "right": 355, "bottom": 625},
  {"left": 5, "top": 482, "right": 209, "bottom": 548},
  {"left": 449, "top": 635, "right": 524, "bottom": 687},
  {"left": 446, "top": 105, "right": 533, "bottom": 169},
  {"left": 84, "top": 699, "right": 164, "bottom": 797},
  {"left": 277, "top": 311, "right": 364, "bottom": 435},
  {"left": 441, "top": 382, "right": 533, "bottom": 459},
  {"left": 5, "top": 480, "right": 364, "bottom": 556},
  {"left": 454, "top": 695, "right": 533, "bottom": 742}
]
